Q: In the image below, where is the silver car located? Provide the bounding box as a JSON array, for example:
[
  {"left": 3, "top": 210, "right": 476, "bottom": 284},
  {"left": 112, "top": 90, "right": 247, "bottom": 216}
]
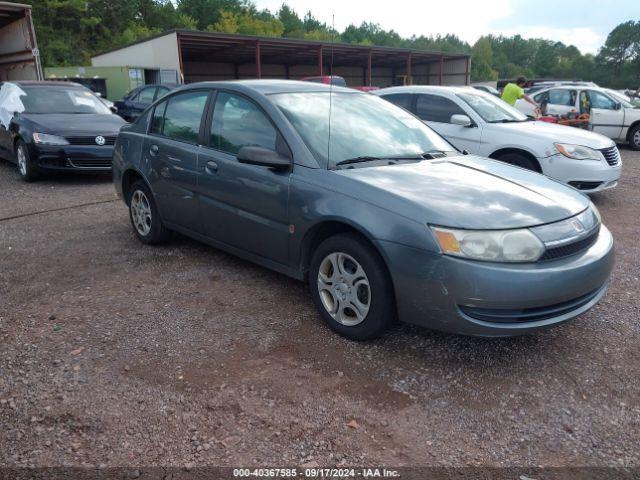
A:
[{"left": 112, "top": 81, "right": 614, "bottom": 340}]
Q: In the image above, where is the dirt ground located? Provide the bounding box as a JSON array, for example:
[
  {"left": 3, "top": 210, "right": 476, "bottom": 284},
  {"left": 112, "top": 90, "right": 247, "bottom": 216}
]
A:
[{"left": 0, "top": 149, "right": 638, "bottom": 472}]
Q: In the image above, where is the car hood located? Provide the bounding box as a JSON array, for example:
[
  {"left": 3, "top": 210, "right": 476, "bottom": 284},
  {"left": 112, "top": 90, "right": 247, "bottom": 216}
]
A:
[
  {"left": 337, "top": 155, "right": 589, "bottom": 229},
  {"left": 495, "top": 121, "right": 614, "bottom": 149},
  {"left": 21, "top": 113, "right": 125, "bottom": 135}
]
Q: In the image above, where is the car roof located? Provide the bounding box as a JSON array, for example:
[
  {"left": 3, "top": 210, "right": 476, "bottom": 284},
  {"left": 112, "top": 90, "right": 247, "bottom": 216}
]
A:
[
  {"left": 12, "top": 80, "right": 85, "bottom": 88},
  {"left": 177, "top": 79, "right": 356, "bottom": 95},
  {"left": 375, "top": 85, "right": 482, "bottom": 96}
]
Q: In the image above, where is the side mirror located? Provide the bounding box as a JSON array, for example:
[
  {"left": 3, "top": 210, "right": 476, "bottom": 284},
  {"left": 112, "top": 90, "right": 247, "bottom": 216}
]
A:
[
  {"left": 110, "top": 106, "right": 118, "bottom": 114},
  {"left": 450, "top": 114, "right": 473, "bottom": 127},
  {"left": 614, "top": 102, "right": 622, "bottom": 110},
  {"left": 237, "top": 146, "right": 291, "bottom": 171},
  {"left": 95, "top": 92, "right": 103, "bottom": 97}
]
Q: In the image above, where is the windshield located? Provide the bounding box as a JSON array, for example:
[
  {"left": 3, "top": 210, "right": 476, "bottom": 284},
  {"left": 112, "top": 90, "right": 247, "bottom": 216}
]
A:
[
  {"left": 270, "top": 92, "right": 456, "bottom": 168},
  {"left": 21, "top": 86, "right": 111, "bottom": 114},
  {"left": 605, "top": 89, "right": 635, "bottom": 108},
  {"left": 457, "top": 92, "right": 528, "bottom": 123}
]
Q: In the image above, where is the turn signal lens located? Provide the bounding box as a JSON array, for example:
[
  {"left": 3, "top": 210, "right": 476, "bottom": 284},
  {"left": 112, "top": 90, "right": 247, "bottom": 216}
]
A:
[{"left": 433, "top": 229, "right": 461, "bottom": 253}]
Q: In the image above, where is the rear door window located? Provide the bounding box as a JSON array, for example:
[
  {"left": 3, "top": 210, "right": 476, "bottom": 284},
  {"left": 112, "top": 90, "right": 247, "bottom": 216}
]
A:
[
  {"left": 382, "top": 93, "right": 414, "bottom": 112},
  {"left": 154, "top": 90, "right": 209, "bottom": 143},
  {"left": 210, "top": 92, "right": 277, "bottom": 155},
  {"left": 547, "top": 89, "right": 576, "bottom": 106},
  {"left": 415, "top": 94, "right": 466, "bottom": 123},
  {"left": 136, "top": 87, "right": 157, "bottom": 105}
]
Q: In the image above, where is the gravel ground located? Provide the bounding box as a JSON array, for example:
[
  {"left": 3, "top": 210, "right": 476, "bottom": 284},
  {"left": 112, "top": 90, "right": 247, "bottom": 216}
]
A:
[{"left": 0, "top": 150, "right": 638, "bottom": 471}]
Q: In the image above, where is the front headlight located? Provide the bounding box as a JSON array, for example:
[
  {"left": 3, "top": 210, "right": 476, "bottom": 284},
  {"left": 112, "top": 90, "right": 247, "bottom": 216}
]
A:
[
  {"left": 430, "top": 226, "right": 545, "bottom": 262},
  {"left": 554, "top": 143, "right": 602, "bottom": 161},
  {"left": 33, "top": 132, "right": 69, "bottom": 146}
]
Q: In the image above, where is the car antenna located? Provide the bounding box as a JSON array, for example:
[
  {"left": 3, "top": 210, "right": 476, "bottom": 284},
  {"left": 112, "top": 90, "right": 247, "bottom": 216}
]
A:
[{"left": 326, "top": 14, "right": 335, "bottom": 170}]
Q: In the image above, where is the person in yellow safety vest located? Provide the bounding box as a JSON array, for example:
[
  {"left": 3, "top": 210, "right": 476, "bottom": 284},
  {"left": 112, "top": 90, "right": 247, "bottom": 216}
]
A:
[{"left": 501, "top": 76, "right": 539, "bottom": 110}]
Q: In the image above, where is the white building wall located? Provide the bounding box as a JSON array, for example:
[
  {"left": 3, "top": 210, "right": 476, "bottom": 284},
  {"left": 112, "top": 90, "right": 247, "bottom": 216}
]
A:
[{"left": 91, "top": 32, "right": 181, "bottom": 75}]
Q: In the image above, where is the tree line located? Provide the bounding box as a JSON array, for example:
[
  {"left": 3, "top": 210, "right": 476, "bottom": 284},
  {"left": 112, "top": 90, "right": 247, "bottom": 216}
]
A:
[{"left": 25, "top": 0, "right": 640, "bottom": 88}]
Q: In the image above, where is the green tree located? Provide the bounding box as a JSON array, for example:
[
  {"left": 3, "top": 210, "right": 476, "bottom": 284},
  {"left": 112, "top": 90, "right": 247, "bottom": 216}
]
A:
[
  {"left": 471, "top": 37, "right": 497, "bottom": 81},
  {"left": 278, "top": 4, "right": 303, "bottom": 37}
]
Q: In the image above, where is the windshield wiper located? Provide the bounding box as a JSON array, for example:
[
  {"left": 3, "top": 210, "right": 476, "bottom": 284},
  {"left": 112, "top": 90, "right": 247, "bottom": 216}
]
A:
[
  {"left": 488, "top": 118, "right": 527, "bottom": 123},
  {"left": 335, "top": 152, "right": 454, "bottom": 167},
  {"left": 335, "top": 156, "right": 383, "bottom": 166}
]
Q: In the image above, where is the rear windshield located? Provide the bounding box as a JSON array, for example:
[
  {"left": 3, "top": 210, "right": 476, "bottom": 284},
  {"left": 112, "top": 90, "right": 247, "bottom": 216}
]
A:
[{"left": 21, "top": 86, "right": 111, "bottom": 114}]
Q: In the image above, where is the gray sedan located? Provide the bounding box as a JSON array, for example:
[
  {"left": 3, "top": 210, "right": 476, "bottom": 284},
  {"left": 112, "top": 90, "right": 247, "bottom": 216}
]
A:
[{"left": 112, "top": 80, "right": 614, "bottom": 340}]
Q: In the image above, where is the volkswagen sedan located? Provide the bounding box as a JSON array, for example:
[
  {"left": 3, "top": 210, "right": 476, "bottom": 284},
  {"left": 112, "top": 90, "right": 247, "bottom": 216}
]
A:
[
  {"left": 112, "top": 81, "right": 614, "bottom": 340},
  {"left": 0, "top": 81, "right": 125, "bottom": 181}
]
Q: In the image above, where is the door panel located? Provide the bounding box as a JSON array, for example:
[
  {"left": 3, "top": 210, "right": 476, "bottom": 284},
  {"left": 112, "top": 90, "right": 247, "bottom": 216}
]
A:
[
  {"left": 145, "top": 89, "right": 210, "bottom": 229},
  {"left": 583, "top": 90, "right": 624, "bottom": 139},
  {"left": 197, "top": 148, "right": 291, "bottom": 264},
  {"left": 145, "top": 136, "right": 200, "bottom": 228},
  {"left": 196, "top": 91, "right": 291, "bottom": 265}
]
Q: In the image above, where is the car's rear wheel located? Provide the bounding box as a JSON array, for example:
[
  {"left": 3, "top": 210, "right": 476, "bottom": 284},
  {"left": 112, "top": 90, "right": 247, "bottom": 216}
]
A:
[
  {"left": 495, "top": 152, "right": 540, "bottom": 172},
  {"left": 15, "top": 140, "right": 39, "bottom": 182},
  {"left": 309, "top": 234, "right": 395, "bottom": 340},
  {"left": 629, "top": 124, "right": 640, "bottom": 151},
  {"left": 128, "top": 180, "right": 170, "bottom": 244}
]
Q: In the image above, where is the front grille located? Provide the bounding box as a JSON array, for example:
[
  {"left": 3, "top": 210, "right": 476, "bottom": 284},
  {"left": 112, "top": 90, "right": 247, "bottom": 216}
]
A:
[
  {"left": 538, "top": 228, "right": 600, "bottom": 261},
  {"left": 68, "top": 158, "right": 112, "bottom": 169},
  {"left": 65, "top": 135, "right": 117, "bottom": 146},
  {"left": 459, "top": 286, "right": 604, "bottom": 323},
  {"left": 569, "top": 181, "right": 603, "bottom": 190},
  {"left": 600, "top": 146, "right": 621, "bottom": 166}
]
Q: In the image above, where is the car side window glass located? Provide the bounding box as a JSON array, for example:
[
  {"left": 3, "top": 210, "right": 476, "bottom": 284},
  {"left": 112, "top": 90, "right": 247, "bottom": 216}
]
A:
[
  {"left": 137, "top": 87, "right": 157, "bottom": 105},
  {"left": 210, "top": 92, "right": 277, "bottom": 155},
  {"left": 548, "top": 89, "right": 576, "bottom": 106},
  {"left": 415, "top": 94, "right": 466, "bottom": 123},
  {"left": 533, "top": 91, "right": 548, "bottom": 103},
  {"left": 155, "top": 87, "right": 169, "bottom": 100},
  {"left": 150, "top": 100, "right": 167, "bottom": 134},
  {"left": 587, "top": 91, "right": 616, "bottom": 110},
  {"left": 160, "top": 91, "right": 209, "bottom": 143},
  {"left": 383, "top": 94, "right": 413, "bottom": 112}
]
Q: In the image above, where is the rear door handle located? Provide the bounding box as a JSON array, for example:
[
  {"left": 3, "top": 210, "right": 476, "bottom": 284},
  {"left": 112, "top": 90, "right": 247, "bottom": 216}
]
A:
[
  {"left": 205, "top": 161, "right": 218, "bottom": 174},
  {"left": 149, "top": 144, "right": 159, "bottom": 156}
]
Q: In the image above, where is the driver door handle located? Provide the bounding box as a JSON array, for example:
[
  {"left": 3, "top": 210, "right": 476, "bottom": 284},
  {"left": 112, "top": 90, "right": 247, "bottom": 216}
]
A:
[{"left": 205, "top": 160, "right": 218, "bottom": 174}]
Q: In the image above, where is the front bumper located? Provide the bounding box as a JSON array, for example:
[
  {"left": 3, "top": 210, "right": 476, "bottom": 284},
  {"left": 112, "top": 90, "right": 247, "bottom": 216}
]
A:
[
  {"left": 541, "top": 154, "right": 621, "bottom": 193},
  {"left": 379, "top": 224, "right": 615, "bottom": 336},
  {"left": 31, "top": 144, "right": 114, "bottom": 172}
]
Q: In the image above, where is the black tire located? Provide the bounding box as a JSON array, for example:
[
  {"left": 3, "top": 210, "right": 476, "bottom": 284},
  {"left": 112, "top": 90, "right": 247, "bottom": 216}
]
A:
[
  {"left": 495, "top": 152, "right": 540, "bottom": 172},
  {"left": 15, "top": 140, "right": 39, "bottom": 182},
  {"left": 629, "top": 124, "right": 640, "bottom": 151},
  {"left": 309, "top": 233, "right": 395, "bottom": 341},
  {"left": 127, "top": 180, "right": 170, "bottom": 245}
]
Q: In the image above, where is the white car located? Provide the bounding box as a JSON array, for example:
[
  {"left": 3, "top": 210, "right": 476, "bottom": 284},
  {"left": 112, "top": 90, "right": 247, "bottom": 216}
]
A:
[
  {"left": 375, "top": 86, "right": 621, "bottom": 193},
  {"left": 515, "top": 85, "right": 640, "bottom": 150}
]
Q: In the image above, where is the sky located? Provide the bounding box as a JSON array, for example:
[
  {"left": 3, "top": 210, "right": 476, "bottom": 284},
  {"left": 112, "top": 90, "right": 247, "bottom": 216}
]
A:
[{"left": 253, "top": 0, "right": 639, "bottom": 54}]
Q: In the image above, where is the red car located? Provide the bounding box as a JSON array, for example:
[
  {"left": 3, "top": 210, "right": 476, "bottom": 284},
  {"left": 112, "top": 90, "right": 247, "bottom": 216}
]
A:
[{"left": 300, "top": 75, "right": 347, "bottom": 87}]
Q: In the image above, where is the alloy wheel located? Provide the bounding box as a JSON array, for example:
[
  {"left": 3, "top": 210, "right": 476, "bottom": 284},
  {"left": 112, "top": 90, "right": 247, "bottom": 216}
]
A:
[
  {"left": 634, "top": 129, "right": 640, "bottom": 148},
  {"left": 130, "top": 189, "right": 152, "bottom": 236},
  {"left": 317, "top": 252, "right": 371, "bottom": 326},
  {"left": 17, "top": 147, "right": 27, "bottom": 177}
]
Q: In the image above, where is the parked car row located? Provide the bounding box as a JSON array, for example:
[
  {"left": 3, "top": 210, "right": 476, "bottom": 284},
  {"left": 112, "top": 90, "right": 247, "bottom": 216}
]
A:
[
  {"left": 515, "top": 85, "right": 640, "bottom": 150},
  {"left": 0, "top": 79, "right": 617, "bottom": 342},
  {"left": 376, "top": 86, "right": 621, "bottom": 192}
]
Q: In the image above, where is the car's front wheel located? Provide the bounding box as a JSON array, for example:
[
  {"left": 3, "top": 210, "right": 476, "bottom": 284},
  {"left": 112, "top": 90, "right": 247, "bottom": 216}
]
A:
[
  {"left": 495, "top": 152, "right": 540, "bottom": 172},
  {"left": 128, "top": 180, "right": 170, "bottom": 244},
  {"left": 309, "top": 234, "right": 395, "bottom": 340},
  {"left": 629, "top": 124, "right": 640, "bottom": 151},
  {"left": 15, "top": 140, "right": 39, "bottom": 182}
]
